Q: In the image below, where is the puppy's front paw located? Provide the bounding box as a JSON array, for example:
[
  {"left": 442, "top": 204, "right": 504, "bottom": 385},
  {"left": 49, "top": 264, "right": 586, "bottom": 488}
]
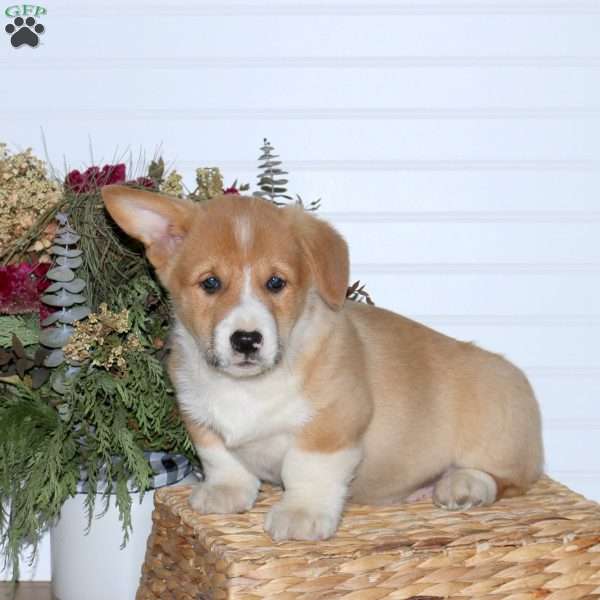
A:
[
  {"left": 265, "top": 501, "right": 339, "bottom": 541},
  {"left": 189, "top": 480, "right": 259, "bottom": 514}
]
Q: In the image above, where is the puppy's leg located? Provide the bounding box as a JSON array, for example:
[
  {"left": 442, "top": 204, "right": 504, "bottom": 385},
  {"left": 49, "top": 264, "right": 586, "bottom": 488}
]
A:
[
  {"left": 433, "top": 467, "right": 497, "bottom": 510},
  {"left": 265, "top": 339, "right": 372, "bottom": 540},
  {"left": 185, "top": 421, "right": 260, "bottom": 514},
  {"left": 443, "top": 353, "right": 543, "bottom": 507},
  {"left": 265, "top": 446, "right": 362, "bottom": 541}
]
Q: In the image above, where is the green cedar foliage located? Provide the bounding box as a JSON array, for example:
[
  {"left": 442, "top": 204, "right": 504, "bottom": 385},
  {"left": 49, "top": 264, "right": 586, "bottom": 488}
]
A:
[{"left": 1, "top": 329, "right": 194, "bottom": 578}]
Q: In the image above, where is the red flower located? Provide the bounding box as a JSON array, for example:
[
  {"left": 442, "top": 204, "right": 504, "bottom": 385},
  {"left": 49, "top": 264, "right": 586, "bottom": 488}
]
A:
[
  {"left": 97, "top": 164, "right": 126, "bottom": 187},
  {"left": 65, "top": 163, "right": 126, "bottom": 194},
  {"left": 65, "top": 169, "right": 85, "bottom": 192},
  {"left": 0, "top": 262, "right": 51, "bottom": 319},
  {"left": 128, "top": 176, "right": 157, "bottom": 190},
  {"left": 223, "top": 186, "right": 240, "bottom": 195}
]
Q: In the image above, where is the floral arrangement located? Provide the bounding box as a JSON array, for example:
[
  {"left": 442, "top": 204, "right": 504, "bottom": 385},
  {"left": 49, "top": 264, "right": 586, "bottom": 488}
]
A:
[{"left": 0, "top": 138, "right": 371, "bottom": 578}]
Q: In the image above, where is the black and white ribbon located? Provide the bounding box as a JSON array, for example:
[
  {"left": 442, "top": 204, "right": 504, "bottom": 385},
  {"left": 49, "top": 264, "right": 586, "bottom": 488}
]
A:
[{"left": 75, "top": 452, "right": 194, "bottom": 494}]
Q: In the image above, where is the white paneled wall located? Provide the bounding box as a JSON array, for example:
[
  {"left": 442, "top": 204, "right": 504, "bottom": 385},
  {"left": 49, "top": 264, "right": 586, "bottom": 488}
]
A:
[{"left": 1, "top": 0, "right": 599, "bottom": 581}]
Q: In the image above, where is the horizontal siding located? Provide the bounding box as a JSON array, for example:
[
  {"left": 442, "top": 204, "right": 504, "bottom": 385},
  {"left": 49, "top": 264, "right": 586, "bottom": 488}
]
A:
[
  {"left": 335, "top": 221, "right": 600, "bottom": 262},
  {"left": 544, "top": 431, "right": 600, "bottom": 473},
  {"left": 344, "top": 273, "right": 599, "bottom": 316},
  {"left": 9, "top": 108, "right": 600, "bottom": 120},
  {"left": 7, "top": 120, "right": 598, "bottom": 158},
  {"left": 4, "top": 68, "right": 600, "bottom": 107},
  {"left": 549, "top": 471, "right": 600, "bottom": 501},
  {"left": 4, "top": 57, "right": 600, "bottom": 69},
  {"left": 3, "top": 14, "right": 600, "bottom": 56},
  {"left": 45, "top": 2, "right": 600, "bottom": 17}
]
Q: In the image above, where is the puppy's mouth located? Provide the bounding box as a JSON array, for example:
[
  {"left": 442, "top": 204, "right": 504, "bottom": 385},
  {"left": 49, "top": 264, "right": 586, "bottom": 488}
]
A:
[
  {"left": 205, "top": 346, "right": 283, "bottom": 378},
  {"left": 233, "top": 360, "right": 263, "bottom": 373},
  {"left": 223, "top": 358, "right": 270, "bottom": 378},
  {"left": 236, "top": 358, "right": 260, "bottom": 367}
]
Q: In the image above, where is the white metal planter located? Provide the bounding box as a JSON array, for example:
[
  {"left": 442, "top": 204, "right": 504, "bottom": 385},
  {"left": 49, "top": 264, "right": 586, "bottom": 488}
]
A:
[
  {"left": 50, "top": 454, "right": 196, "bottom": 600},
  {"left": 51, "top": 488, "right": 156, "bottom": 600}
]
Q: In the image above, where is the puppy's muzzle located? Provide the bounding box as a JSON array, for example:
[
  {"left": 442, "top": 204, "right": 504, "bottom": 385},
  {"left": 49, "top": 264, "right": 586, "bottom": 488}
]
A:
[{"left": 230, "top": 330, "right": 263, "bottom": 356}]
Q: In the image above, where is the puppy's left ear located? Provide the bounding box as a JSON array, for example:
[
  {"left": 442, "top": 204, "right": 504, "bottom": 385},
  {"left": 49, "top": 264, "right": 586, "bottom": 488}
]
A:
[
  {"left": 289, "top": 208, "right": 349, "bottom": 310},
  {"left": 101, "top": 184, "right": 194, "bottom": 270}
]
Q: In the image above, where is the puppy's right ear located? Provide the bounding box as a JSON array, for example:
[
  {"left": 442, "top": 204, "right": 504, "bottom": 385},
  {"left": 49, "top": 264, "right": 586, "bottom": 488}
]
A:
[{"left": 101, "top": 185, "right": 194, "bottom": 269}]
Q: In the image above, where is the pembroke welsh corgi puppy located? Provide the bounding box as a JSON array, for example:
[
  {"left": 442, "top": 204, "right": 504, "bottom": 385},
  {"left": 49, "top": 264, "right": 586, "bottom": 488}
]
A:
[{"left": 102, "top": 185, "right": 544, "bottom": 541}]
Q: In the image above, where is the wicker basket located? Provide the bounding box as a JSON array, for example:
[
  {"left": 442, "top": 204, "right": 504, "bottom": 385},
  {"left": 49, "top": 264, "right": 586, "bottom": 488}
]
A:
[{"left": 136, "top": 477, "right": 600, "bottom": 599}]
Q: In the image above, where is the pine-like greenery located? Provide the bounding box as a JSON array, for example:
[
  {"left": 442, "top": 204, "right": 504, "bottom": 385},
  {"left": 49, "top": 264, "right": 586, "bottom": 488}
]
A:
[
  {"left": 1, "top": 180, "right": 193, "bottom": 579},
  {"left": 254, "top": 138, "right": 321, "bottom": 211},
  {"left": 0, "top": 316, "right": 39, "bottom": 348},
  {"left": 0, "top": 383, "right": 78, "bottom": 577},
  {"left": 254, "top": 138, "right": 292, "bottom": 204},
  {"left": 1, "top": 334, "right": 194, "bottom": 578},
  {"left": 66, "top": 191, "right": 153, "bottom": 311}
]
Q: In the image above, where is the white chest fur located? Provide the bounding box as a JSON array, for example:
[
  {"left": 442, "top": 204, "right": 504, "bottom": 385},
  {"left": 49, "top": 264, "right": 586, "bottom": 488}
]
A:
[
  {"left": 171, "top": 320, "right": 313, "bottom": 476},
  {"left": 187, "top": 365, "right": 311, "bottom": 448}
]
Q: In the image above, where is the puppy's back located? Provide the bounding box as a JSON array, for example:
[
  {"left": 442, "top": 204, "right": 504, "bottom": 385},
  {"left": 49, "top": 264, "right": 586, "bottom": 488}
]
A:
[{"left": 343, "top": 301, "right": 543, "bottom": 503}]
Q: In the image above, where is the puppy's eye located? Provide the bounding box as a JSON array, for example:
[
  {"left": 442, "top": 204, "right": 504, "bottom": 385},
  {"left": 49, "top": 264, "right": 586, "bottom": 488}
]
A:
[
  {"left": 200, "top": 276, "right": 221, "bottom": 294},
  {"left": 266, "top": 276, "right": 286, "bottom": 293}
]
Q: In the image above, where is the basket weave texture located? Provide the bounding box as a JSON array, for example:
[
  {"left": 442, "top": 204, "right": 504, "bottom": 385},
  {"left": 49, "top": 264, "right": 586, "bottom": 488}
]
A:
[{"left": 136, "top": 476, "right": 600, "bottom": 600}]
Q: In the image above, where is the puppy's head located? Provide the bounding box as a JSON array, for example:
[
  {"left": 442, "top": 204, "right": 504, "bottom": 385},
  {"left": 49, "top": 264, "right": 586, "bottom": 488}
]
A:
[{"left": 102, "top": 185, "right": 348, "bottom": 378}]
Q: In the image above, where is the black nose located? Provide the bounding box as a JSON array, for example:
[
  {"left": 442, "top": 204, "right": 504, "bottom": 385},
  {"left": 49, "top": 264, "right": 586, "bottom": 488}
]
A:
[{"left": 230, "top": 330, "right": 263, "bottom": 355}]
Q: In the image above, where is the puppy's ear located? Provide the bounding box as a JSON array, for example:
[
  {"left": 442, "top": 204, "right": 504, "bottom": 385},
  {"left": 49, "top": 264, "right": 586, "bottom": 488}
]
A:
[
  {"left": 101, "top": 185, "right": 193, "bottom": 269},
  {"left": 289, "top": 208, "right": 349, "bottom": 310}
]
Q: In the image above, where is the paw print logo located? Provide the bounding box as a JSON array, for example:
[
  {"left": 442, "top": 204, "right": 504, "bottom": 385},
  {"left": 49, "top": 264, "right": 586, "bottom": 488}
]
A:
[{"left": 5, "top": 16, "right": 45, "bottom": 48}]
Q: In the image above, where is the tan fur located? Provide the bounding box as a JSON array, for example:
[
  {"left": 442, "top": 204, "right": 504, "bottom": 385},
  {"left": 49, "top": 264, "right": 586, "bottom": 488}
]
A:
[
  {"left": 102, "top": 184, "right": 544, "bottom": 514},
  {"left": 179, "top": 412, "right": 223, "bottom": 449}
]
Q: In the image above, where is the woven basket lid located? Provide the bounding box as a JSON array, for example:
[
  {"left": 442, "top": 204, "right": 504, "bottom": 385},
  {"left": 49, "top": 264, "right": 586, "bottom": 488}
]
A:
[{"left": 154, "top": 476, "right": 600, "bottom": 564}]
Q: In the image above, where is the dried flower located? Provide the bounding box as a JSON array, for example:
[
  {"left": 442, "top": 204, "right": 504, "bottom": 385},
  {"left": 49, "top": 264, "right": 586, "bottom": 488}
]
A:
[
  {"left": 0, "top": 262, "right": 51, "bottom": 318},
  {"left": 193, "top": 167, "right": 224, "bottom": 201},
  {"left": 223, "top": 185, "right": 240, "bottom": 195},
  {"left": 63, "top": 303, "right": 140, "bottom": 374},
  {"left": 27, "top": 221, "right": 58, "bottom": 263},
  {"left": 0, "top": 144, "right": 62, "bottom": 257},
  {"left": 147, "top": 157, "right": 165, "bottom": 183},
  {"left": 64, "top": 163, "right": 126, "bottom": 194},
  {"left": 94, "top": 302, "right": 130, "bottom": 333},
  {"left": 161, "top": 170, "right": 184, "bottom": 197},
  {"left": 128, "top": 176, "right": 157, "bottom": 190}
]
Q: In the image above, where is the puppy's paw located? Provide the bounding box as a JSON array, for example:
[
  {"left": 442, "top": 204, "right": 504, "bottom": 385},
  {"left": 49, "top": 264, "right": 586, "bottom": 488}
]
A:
[
  {"left": 265, "top": 501, "right": 339, "bottom": 541},
  {"left": 433, "top": 468, "right": 497, "bottom": 511},
  {"left": 189, "top": 480, "right": 259, "bottom": 514}
]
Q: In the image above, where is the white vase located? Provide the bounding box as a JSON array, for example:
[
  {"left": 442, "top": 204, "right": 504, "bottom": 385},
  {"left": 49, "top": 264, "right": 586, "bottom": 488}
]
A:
[{"left": 50, "top": 476, "right": 196, "bottom": 600}]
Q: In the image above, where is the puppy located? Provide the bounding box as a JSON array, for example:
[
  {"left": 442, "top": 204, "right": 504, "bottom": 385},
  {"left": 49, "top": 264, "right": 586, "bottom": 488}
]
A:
[{"left": 102, "top": 185, "right": 544, "bottom": 541}]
